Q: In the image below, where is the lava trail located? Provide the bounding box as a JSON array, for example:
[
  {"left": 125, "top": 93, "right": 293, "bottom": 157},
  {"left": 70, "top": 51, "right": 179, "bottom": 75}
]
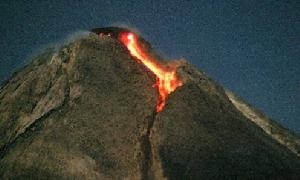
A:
[{"left": 119, "top": 32, "right": 182, "bottom": 112}]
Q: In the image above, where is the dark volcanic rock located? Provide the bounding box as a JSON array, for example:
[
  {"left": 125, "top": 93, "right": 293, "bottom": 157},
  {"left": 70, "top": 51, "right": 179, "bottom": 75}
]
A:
[{"left": 0, "top": 32, "right": 299, "bottom": 179}]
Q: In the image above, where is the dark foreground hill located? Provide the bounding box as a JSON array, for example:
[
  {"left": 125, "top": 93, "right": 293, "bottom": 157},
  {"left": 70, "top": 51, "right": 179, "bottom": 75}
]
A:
[{"left": 0, "top": 31, "right": 299, "bottom": 179}]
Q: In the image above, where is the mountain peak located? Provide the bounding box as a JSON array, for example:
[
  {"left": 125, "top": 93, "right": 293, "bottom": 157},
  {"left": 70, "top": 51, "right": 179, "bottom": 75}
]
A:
[{"left": 0, "top": 29, "right": 299, "bottom": 179}]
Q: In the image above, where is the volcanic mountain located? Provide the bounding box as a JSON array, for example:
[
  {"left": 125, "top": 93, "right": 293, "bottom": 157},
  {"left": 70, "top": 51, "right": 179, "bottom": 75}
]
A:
[{"left": 0, "top": 27, "right": 299, "bottom": 179}]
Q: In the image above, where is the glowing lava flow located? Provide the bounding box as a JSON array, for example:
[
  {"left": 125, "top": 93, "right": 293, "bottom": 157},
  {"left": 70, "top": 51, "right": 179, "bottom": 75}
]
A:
[{"left": 119, "top": 32, "right": 182, "bottom": 112}]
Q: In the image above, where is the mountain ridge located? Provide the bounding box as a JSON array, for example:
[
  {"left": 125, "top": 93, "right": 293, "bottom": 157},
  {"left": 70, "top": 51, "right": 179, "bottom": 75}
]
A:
[{"left": 0, "top": 31, "right": 299, "bottom": 179}]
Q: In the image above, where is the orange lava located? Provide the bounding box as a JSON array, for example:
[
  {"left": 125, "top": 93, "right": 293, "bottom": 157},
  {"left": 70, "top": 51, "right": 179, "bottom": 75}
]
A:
[{"left": 119, "top": 32, "right": 182, "bottom": 112}]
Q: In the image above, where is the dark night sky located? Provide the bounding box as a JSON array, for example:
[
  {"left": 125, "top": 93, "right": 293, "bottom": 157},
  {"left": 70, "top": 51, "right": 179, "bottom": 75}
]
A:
[{"left": 0, "top": 0, "right": 299, "bottom": 133}]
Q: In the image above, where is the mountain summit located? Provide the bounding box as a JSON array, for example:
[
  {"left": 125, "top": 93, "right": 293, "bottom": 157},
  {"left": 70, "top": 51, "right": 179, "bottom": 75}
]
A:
[{"left": 0, "top": 27, "right": 299, "bottom": 179}]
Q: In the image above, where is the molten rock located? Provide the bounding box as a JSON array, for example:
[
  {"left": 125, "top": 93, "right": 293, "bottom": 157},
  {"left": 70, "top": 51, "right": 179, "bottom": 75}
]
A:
[{"left": 0, "top": 30, "right": 299, "bottom": 179}]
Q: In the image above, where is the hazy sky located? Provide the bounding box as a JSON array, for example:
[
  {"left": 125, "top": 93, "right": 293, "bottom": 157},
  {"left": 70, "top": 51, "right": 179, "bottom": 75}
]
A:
[{"left": 0, "top": 0, "right": 299, "bottom": 133}]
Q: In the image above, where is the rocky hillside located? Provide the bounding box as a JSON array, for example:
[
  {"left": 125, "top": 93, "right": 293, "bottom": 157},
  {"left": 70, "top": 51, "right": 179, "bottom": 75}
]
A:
[
  {"left": 0, "top": 32, "right": 299, "bottom": 179},
  {"left": 226, "top": 90, "right": 300, "bottom": 157}
]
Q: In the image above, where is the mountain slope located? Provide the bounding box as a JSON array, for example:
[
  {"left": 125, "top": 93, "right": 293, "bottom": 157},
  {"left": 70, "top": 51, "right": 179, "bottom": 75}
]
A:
[
  {"left": 226, "top": 90, "right": 300, "bottom": 157},
  {"left": 0, "top": 31, "right": 299, "bottom": 179}
]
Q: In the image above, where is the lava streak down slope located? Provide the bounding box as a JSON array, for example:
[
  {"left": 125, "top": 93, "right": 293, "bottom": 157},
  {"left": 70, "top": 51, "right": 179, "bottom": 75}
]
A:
[
  {"left": 0, "top": 28, "right": 299, "bottom": 179},
  {"left": 118, "top": 32, "right": 182, "bottom": 112},
  {"left": 92, "top": 27, "right": 182, "bottom": 112}
]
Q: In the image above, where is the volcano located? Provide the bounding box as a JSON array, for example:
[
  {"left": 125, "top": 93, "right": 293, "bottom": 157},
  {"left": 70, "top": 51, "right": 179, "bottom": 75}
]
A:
[{"left": 0, "top": 27, "right": 299, "bottom": 179}]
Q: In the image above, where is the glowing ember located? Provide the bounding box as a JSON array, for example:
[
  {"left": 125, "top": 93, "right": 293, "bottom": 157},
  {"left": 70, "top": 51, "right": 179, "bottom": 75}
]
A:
[{"left": 119, "top": 32, "right": 182, "bottom": 112}]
